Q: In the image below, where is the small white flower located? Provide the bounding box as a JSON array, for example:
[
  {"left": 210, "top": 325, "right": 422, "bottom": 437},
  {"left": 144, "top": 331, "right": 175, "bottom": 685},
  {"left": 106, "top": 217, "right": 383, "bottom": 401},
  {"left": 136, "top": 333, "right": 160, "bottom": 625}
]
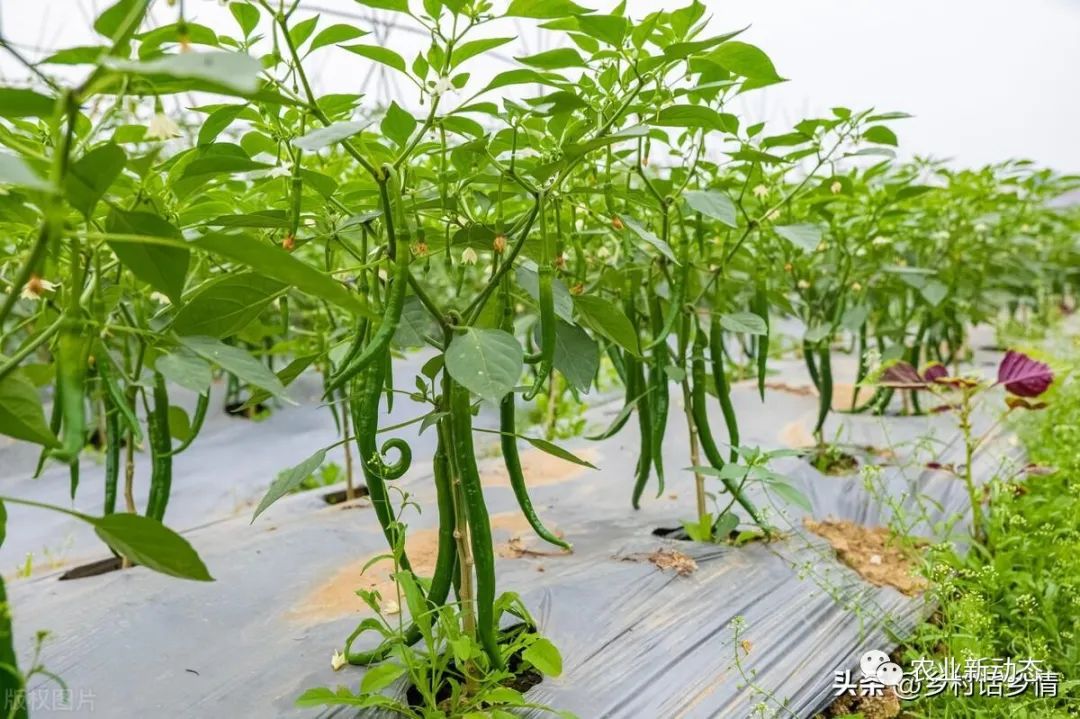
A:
[
  {"left": 752, "top": 184, "right": 769, "bottom": 198},
  {"left": 871, "top": 235, "right": 891, "bottom": 247},
  {"left": 461, "top": 247, "right": 478, "bottom": 265},
  {"left": 266, "top": 163, "right": 292, "bottom": 179},
  {"left": 830, "top": 180, "right": 842, "bottom": 194},
  {"left": 149, "top": 291, "right": 171, "bottom": 305},
  {"left": 20, "top": 276, "right": 56, "bottom": 301},
  {"left": 146, "top": 112, "right": 180, "bottom": 141},
  {"left": 433, "top": 75, "right": 454, "bottom": 96},
  {"left": 868, "top": 554, "right": 883, "bottom": 565},
  {"left": 797, "top": 279, "right": 810, "bottom": 290},
  {"left": 381, "top": 599, "right": 400, "bottom": 615},
  {"left": 330, "top": 650, "right": 347, "bottom": 671}
]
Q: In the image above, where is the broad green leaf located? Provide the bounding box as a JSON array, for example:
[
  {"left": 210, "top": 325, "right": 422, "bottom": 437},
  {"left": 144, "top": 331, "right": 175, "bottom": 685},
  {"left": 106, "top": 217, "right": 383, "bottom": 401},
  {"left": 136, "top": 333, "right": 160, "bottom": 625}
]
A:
[
  {"left": 105, "top": 209, "right": 190, "bottom": 303},
  {"left": 360, "top": 663, "right": 408, "bottom": 694},
  {"left": 156, "top": 351, "right": 213, "bottom": 394},
  {"left": 445, "top": 328, "right": 523, "bottom": 404},
  {"left": 230, "top": 2, "right": 260, "bottom": 36},
  {"left": 720, "top": 311, "right": 767, "bottom": 335},
  {"left": 683, "top": 190, "right": 737, "bottom": 228},
  {"left": 198, "top": 105, "right": 244, "bottom": 146},
  {"left": 522, "top": 638, "right": 563, "bottom": 676},
  {"left": 620, "top": 216, "right": 678, "bottom": 263},
  {"left": 289, "top": 15, "right": 320, "bottom": 48},
  {"left": 654, "top": 105, "right": 737, "bottom": 133},
  {"left": 381, "top": 102, "right": 417, "bottom": 148},
  {"left": 565, "top": 124, "right": 648, "bottom": 157},
  {"left": 179, "top": 336, "right": 288, "bottom": 399},
  {"left": 770, "top": 481, "right": 812, "bottom": 512},
  {"left": 309, "top": 24, "right": 368, "bottom": 52},
  {"left": 514, "top": 48, "right": 586, "bottom": 70},
  {"left": 65, "top": 143, "right": 126, "bottom": 218},
  {"left": 551, "top": 320, "right": 598, "bottom": 393},
  {"left": 168, "top": 405, "right": 192, "bottom": 442},
  {"left": 105, "top": 52, "right": 263, "bottom": 94},
  {"left": 863, "top": 125, "right": 898, "bottom": 146},
  {"left": 921, "top": 279, "right": 948, "bottom": 307},
  {"left": 293, "top": 121, "right": 369, "bottom": 151},
  {"left": 576, "top": 15, "right": 628, "bottom": 46},
  {"left": 244, "top": 354, "right": 318, "bottom": 410},
  {"left": 707, "top": 41, "right": 783, "bottom": 84},
  {"left": 393, "top": 296, "right": 434, "bottom": 349},
  {"left": 251, "top": 448, "right": 326, "bottom": 521},
  {"left": 354, "top": 0, "right": 410, "bottom": 11},
  {"left": 172, "top": 272, "right": 285, "bottom": 338},
  {"left": 775, "top": 224, "right": 823, "bottom": 253},
  {"left": 342, "top": 44, "right": 407, "bottom": 74},
  {"left": 92, "top": 513, "right": 213, "bottom": 581},
  {"left": 194, "top": 233, "right": 373, "bottom": 317},
  {"left": 94, "top": 0, "right": 150, "bottom": 41},
  {"left": 506, "top": 0, "right": 592, "bottom": 19},
  {"left": 480, "top": 69, "right": 563, "bottom": 94},
  {"left": 0, "top": 88, "right": 55, "bottom": 119},
  {"left": 0, "top": 372, "right": 60, "bottom": 448},
  {"left": 180, "top": 155, "right": 271, "bottom": 179},
  {"left": 452, "top": 37, "right": 515, "bottom": 67},
  {"left": 573, "top": 294, "right": 640, "bottom": 357},
  {"left": 0, "top": 153, "right": 51, "bottom": 192}
]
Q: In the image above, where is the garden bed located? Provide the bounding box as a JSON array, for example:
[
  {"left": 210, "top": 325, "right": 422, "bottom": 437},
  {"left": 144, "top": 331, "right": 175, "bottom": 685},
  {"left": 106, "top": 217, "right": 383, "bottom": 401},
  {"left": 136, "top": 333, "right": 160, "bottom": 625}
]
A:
[{"left": 4, "top": 346, "right": 1016, "bottom": 718}]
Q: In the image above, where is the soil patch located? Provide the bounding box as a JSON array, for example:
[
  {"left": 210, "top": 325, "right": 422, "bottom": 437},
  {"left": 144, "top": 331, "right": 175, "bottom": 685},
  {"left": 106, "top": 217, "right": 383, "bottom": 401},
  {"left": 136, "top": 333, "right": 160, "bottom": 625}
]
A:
[
  {"left": 816, "top": 687, "right": 901, "bottom": 719},
  {"left": 804, "top": 518, "right": 926, "bottom": 596},
  {"left": 481, "top": 447, "right": 599, "bottom": 488}
]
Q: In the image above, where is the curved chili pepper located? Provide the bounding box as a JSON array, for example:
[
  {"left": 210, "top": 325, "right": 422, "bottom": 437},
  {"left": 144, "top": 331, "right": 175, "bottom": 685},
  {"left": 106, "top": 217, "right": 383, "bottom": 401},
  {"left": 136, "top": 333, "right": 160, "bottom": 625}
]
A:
[
  {"left": 630, "top": 355, "right": 653, "bottom": 510},
  {"left": 145, "top": 372, "right": 173, "bottom": 521},
  {"left": 162, "top": 392, "right": 209, "bottom": 457}
]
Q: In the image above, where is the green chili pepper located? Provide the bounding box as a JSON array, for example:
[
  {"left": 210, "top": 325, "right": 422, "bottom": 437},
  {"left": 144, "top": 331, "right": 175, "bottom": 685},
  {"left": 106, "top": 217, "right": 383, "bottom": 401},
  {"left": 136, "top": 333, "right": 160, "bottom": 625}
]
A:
[
  {"left": 526, "top": 195, "right": 555, "bottom": 401},
  {"left": 145, "top": 372, "right": 172, "bottom": 521},
  {"left": 647, "top": 295, "right": 668, "bottom": 495},
  {"left": 803, "top": 339, "right": 821, "bottom": 390},
  {"left": 752, "top": 284, "right": 769, "bottom": 402},
  {"left": 813, "top": 346, "right": 833, "bottom": 441},
  {"left": 96, "top": 348, "right": 143, "bottom": 444},
  {"left": 103, "top": 403, "right": 120, "bottom": 516},
  {"left": 448, "top": 379, "right": 501, "bottom": 667},
  {"left": 709, "top": 316, "right": 741, "bottom": 464},
  {"left": 0, "top": 501, "right": 28, "bottom": 719},
  {"left": 51, "top": 319, "right": 89, "bottom": 465},
  {"left": 691, "top": 331, "right": 766, "bottom": 527},
  {"left": 630, "top": 355, "right": 653, "bottom": 510}
]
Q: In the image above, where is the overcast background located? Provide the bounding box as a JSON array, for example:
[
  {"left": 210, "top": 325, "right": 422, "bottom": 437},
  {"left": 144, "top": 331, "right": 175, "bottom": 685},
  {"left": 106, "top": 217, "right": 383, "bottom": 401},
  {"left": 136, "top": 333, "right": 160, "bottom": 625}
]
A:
[{"left": 0, "top": 0, "right": 1077, "bottom": 173}]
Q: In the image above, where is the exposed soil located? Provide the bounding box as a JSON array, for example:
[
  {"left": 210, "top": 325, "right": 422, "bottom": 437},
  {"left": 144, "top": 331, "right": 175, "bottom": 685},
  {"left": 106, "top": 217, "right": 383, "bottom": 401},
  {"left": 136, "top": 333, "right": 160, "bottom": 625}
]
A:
[
  {"left": 480, "top": 447, "right": 599, "bottom": 488},
  {"left": 779, "top": 419, "right": 816, "bottom": 448},
  {"left": 817, "top": 687, "right": 901, "bottom": 719},
  {"left": 804, "top": 518, "right": 927, "bottom": 596},
  {"left": 321, "top": 486, "right": 370, "bottom": 505},
  {"left": 647, "top": 548, "right": 698, "bottom": 576},
  {"left": 59, "top": 556, "right": 125, "bottom": 580},
  {"left": 765, "top": 381, "right": 816, "bottom": 397}
]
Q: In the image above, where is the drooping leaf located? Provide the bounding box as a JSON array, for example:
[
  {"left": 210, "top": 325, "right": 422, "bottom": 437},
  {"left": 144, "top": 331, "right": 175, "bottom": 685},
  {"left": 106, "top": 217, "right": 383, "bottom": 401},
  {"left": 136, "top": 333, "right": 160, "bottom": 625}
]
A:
[
  {"left": 0, "top": 88, "right": 55, "bottom": 119},
  {"left": 521, "top": 436, "right": 597, "bottom": 470},
  {"left": 156, "top": 351, "right": 213, "bottom": 395},
  {"left": 506, "top": 0, "right": 593, "bottom": 19},
  {"left": 774, "top": 224, "right": 823, "bottom": 253},
  {"left": 654, "top": 105, "right": 737, "bottom": 133},
  {"left": 997, "top": 351, "right": 1053, "bottom": 398},
  {"left": 620, "top": 216, "right": 678, "bottom": 262},
  {"left": 445, "top": 328, "right": 523, "bottom": 404},
  {"left": 92, "top": 513, "right": 213, "bottom": 581},
  {"left": 573, "top": 294, "right": 640, "bottom": 357},
  {"left": 172, "top": 273, "right": 284, "bottom": 338},
  {"left": 683, "top": 190, "right": 737, "bottom": 228},
  {"left": 65, "top": 143, "right": 126, "bottom": 218},
  {"left": 522, "top": 638, "right": 563, "bottom": 676},
  {"left": 105, "top": 209, "right": 190, "bottom": 303},
  {"left": 707, "top": 41, "right": 783, "bottom": 84},
  {"left": 0, "top": 372, "right": 60, "bottom": 448},
  {"left": 293, "top": 121, "right": 369, "bottom": 151},
  {"left": 105, "top": 51, "right": 263, "bottom": 95},
  {"left": 251, "top": 448, "right": 327, "bottom": 521},
  {"left": 380, "top": 102, "right": 417, "bottom": 148},
  {"left": 550, "top": 320, "right": 598, "bottom": 393},
  {"left": 179, "top": 336, "right": 288, "bottom": 399},
  {"left": 720, "top": 312, "right": 767, "bottom": 335}
]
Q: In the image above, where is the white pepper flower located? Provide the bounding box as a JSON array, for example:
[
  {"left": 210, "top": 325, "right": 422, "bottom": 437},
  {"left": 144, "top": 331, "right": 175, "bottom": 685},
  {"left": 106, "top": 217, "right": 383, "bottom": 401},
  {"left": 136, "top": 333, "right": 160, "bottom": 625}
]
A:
[
  {"left": 461, "top": 247, "right": 478, "bottom": 265},
  {"left": 20, "top": 276, "right": 56, "bottom": 300},
  {"left": 752, "top": 184, "right": 769, "bottom": 198},
  {"left": 146, "top": 112, "right": 180, "bottom": 141},
  {"left": 330, "top": 650, "right": 346, "bottom": 671}
]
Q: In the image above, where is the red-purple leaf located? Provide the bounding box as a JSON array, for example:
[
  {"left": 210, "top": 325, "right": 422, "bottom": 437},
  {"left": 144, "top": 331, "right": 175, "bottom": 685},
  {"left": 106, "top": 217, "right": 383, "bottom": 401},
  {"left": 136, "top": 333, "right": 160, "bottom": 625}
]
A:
[
  {"left": 997, "top": 350, "right": 1053, "bottom": 398},
  {"left": 880, "top": 361, "right": 926, "bottom": 389},
  {"left": 923, "top": 363, "right": 948, "bottom": 383}
]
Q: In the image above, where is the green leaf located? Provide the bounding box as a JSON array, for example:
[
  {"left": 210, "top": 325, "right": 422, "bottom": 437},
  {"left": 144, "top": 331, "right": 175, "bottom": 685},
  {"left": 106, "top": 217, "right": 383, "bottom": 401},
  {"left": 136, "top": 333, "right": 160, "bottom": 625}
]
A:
[
  {"left": 0, "top": 88, "right": 55, "bottom": 119},
  {"left": 654, "top": 105, "right": 737, "bottom": 133},
  {"left": 775, "top": 224, "right": 823, "bottom": 253},
  {"left": 156, "top": 351, "right": 213, "bottom": 395},
  {"left": 720, "top": 312, "right": 767, "bottom": 335},
  {"left": 244, "top": 353, "right": 319, "bottom": 410},
  {"left": 309, "top": 24, "right": 368, "bottom": 52},
  {"left": 516, "top": 266, "right": 574, "bottom": 323},
  {"left": 0, "top": 153, "right": 51, "bottom": 192},
  {"left": 506, "top": 0, "right": 592, "bottom": 18},
  {"left": 564, "top": 124, "right": 648, "bottom": 157},
  {"left": 230, "top": 2, "right": 260, "bottom": 36},
  {"left": 198, "top": 105, "right": 244, "bottom": 146},
  {"left": 551, "top": 320, "right": 598, "bottom": 393},
  {"left": 573, "top": 294, "right": 640, "bottom": 357},
  {"left": 521, "top": 436, "right": 597, "bottom": 469},
  {"left": 293, "top": 121, "right": 369, "bottom": 151},
  {"left": 452, "top": 37, "right": 515, "bottom": 67},
  {"left": 576, "top": 15, "right": 628, "bottom": 46},
  {"left": 105, "top": 209, "right": 190, "bottom": 303},
  {"left": 863, "top": 125, "right": 898, "bottom": 146},
  {"left": 168, "top": 405, "right": 192, "bottom": 442},
  {"left": 0, "top": 372, "right": 60, "bottom": 448},
  {"left": 770, "top": 481, "right": 812, "bottom": 512},
  {"left": 683, "top": 190, "right": 737, "bottom": 228},
  {"left": 921, "top": 279, "right": 948, "bottom": 307},
  {"left": 342, "top": 44, "right": 407, "bottom": 74},
  {"left": 480, "top": 69, "right": 563, "bottom": 94},
  {"left": 620, "top": 216, "right": 678, "bottom": 262},
  {"left": 65, "top": 143, "right": 126, "bottom": 218},
  {"left": 92, "top": 513, "right": 213, "bottom": 581},
  {"left": 289, "top": 15, "right": 320, "bottom": 48},
  {"left": 381, "top": 102, "right": 417, "bottom": 148},
  {"left": 360, "top": 663, "right": 408, "bottom": 694},
  {"left": 354, "top": 0, "right": 410, "bottom": 11},
  {"left": 522, "top": 638, "right": 563, "bottom": 676},
  {"left": 393, "top": 295, "right": 434, "bottom": 349},
  {"left": 708, "top": 41, "right": 783, "bottom": 83},
  {"left": 445, "top": 328, "right": 523, "bottom": 404},
  {"left": 95, "top": 0, "right": 150, "bottom": 41},
  {"left": 172, "top": 272, "right": 285, "bottom": 338},
  {"left": 251, "top": 448, "right": 326, "bottom": 522},
  {"left": 105, "top": 52, "right": 263, "bottom": 95},
  {"left": 180, "top": 155, "right": 271, "bottom": 180},
  {"left": 179, "top": 335, "right": 288, "bottom": 399},
  {"left": 194, "top": 233, "right": 373, "bottom": 318},
  {"left": 514, "top": 48, "right": 586, "bottom": 70}
]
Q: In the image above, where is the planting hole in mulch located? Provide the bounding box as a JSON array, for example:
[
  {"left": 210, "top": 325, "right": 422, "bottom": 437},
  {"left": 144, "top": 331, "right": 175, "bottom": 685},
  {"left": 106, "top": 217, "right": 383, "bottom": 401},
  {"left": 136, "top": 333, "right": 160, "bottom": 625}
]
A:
[
  {"left": 224, "top": 400, "right": 268, "bottom": 419},
  {"left": 804, "top": 518, "right": 927, "bottom": 596},
  {"left": 322, "top": 486, "right": 370, "bottom": 505},
  {"left": 652, "top": 525, "right": 772, "bottom": 546},
  {"left": 808, "top": 447, "right": 860, "bottom": 475},
  {"left": 403, "top": 623, "right": 542, "bottom": 709},
  {"left": 59, "top": 556, "right": 126, "bottom": 581},
  {"left": 816, "top": 687, "right": 901, "bottom": 719}
]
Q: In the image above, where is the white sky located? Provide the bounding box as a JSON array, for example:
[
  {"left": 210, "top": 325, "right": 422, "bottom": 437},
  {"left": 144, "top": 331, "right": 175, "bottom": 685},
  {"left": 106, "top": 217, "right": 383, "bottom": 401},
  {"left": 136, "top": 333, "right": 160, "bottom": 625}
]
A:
[{"left": 1, "top": 0, "right": 1078, "bottom": 173}]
